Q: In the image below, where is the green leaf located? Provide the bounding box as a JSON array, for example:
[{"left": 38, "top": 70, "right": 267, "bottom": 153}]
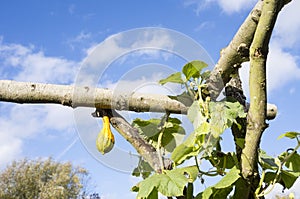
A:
[
  {"left": 182, "top": 60, "right": 208, "bottom": 80},
  {"left": 137, "top": 177, "right": 157, "bottom": 198},
  {"left": 147, "top": 188, "right": 158, "bottom": 199},
  {"left": 171, "top": 133, "right": 199, "bottom": 165},
  {"left": 198, "top": 167, "right": 240, "bottom": 199},
  {"left": 199, "top": 186, "right": 233, "bottom": 199},
  {"left": 162, "top": 123, "right": 186, "bottom": 152},
  {"left": 259, "top": 150, "right": 279, "bottom": 170},
  {"left": 263, "top": 172, "right": 276, "bottom": 184},
  {"left": 209, "top": 101, "right": 246, "bottom": 138},
  {"left": 136, "top": 167, "right": 197, "bottom": 198},
  {"left": 132, "top": 158, "right": 154, "bottom": 179},
  {"left": 209, "top": 102, "right": 228, "bottom": 138},
  {"left": 224, "top": 101, "right": 247, "bottom": 119},
  {"left": 132, "top": 118, "right": 160, "bottom": 138},
  {"left": 168, "top": 91, "right": 194, "bottom": 107},
  {"left": 214, "top": 167, "right": 240, "bottom": 189},
  {"left": 201, "top": 187, "right": 213, "bottom": 199},
  {"left": 176, "top": 165, "right": 199, "bottom": 183},
  {"left": 132, "top": 117, "right": 185, "bottom": 153},
  {"left": 264, "top": 171, "right": 300, "bottom": 189},
  {"left": 212, "top": 187, "right": 233, "bottom": 199},
  {"left": 159, "top": 72, "right": 184, "bottom": 85},
  {"left": 194, "top": 121, "right": 210, "bottom": 136},
  {"left": 278, "top": 132, "right": 300, "bottom": 140},
  {"left": 235, "top": 138, "right": 245, "bottom": 149},
  {"left": 203, "top": 168, "right": 240, "bottom": 199},
  {"left": 167, "top": 117, "right": 182, "bottom": 125},
  {"left": 209, "top": 151, "right": 236, "bottom": 170},
  {"left": 285, "top": 152, "right": 300, "bottom": 172},
  {"left": 281, "top": 170, "right": 300, "bottom": 189},
  {"left": 188, "top": 101, "right": 206, "bottom": 129}
]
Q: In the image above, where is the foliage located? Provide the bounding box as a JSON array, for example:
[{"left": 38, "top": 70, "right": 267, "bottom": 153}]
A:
[
  {"left": 129, "top": 60, "right": 300, "bottom": 198},
  {"left": 132, "top": 166, "right": 198, "bottom": 198},
  {"left": 256, "top": 132, "right": 300, "bottom": 197},
  {"left": 130, "top": 60, "right": 247, "bottom": 198},
  {"left": 0, "top": 158, "right": 91, "bottom": 199}
]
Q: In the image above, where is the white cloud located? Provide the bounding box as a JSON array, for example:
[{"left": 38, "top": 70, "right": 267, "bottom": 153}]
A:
[
  {"left": 217, "top": 0, "right": 256, "bottom": 14},
  {"left": 240, "top": 41, "right": 300, "bottom": 97},
  {"left": 183, "top": 0, "right": 213, "bottom": 15},
  {"left": 195, "top": 21, "right": 215, "bottom": 32},
  {"left": 76, "top": 28, "right": 177, "bottom": 86},
  {"left": 267, "top": 42, "right": 300, "bottom": 90},
  {"left": 0, "top": 39, "right": 77, "bottom": 166},
  {"left": 0, "top": 104, "right": 75, "bottom": 167},
  {"left": 67, "top": 31, "right": 93, "bottom": 51},
  {"left": 104, "top": 72, "right": 182, "bottom": 96},
  {"left": 16, "top": 52, "right": 77, "bottom": 83},
  {"left": 184, "top": 0, "right": 256, "bottom": 15},
  {"left": 274, "top": 0, "right": 300, "bottom": 48},
  {"left": 0, "top": 40, "right": 77, "bottom": 84},
  {"left": 0, "top": 132, "right": 22, "bottom": 166},
  {"left": 83, "top": 28, "right": 175, "bottom": 67},
  {"left": 131, "top": 29, "right": 175, "bottom": 51}
]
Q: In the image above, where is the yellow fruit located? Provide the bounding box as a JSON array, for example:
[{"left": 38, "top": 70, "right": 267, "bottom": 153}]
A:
[{"left": 96, "top": 116, "right": 115, "bottom": 155}]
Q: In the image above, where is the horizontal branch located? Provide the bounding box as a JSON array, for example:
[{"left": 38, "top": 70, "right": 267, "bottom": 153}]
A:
[
  {"left": 0, "top": 80, "right": 187, "bottom": 114},
  {"left": 0, "top": 80, "right": 277, "bottom": 119}
]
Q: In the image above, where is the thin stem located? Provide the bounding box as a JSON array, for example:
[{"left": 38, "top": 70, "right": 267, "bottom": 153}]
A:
[
  {"left": 156, "top": 112, "right": 170, "bottom": 172},
  {"left": 157, "top": 129, "right": 165, "bottom": 172},
  {"left": 255, "top": 170, "right": 265, "bottom": 196}
]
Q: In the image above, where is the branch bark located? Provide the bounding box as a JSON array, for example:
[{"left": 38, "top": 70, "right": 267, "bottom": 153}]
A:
[
  {"left": 0, "top": 80, "right": 277, "bottom": 118},
  {"left": 92, "top": 109, "right": 171, "bottom": 173},
  {"left": 240, "top": 0, "right": 288, "bottom": 197},
  {"left": 206, "top": 0, "right": 263, "bottom": 100},
  {"left": 0, "top": 80, "right": 187, "bottom": 114}
]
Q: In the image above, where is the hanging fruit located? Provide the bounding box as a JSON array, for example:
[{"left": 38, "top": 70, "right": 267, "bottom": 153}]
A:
[{"left": 96, "top": 116, "right": 115, "bottom": 154}]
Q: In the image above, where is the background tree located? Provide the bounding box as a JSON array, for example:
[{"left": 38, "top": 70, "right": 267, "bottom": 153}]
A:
[{"left": 0, "top": 158, "right": 95, "bottom": 199}]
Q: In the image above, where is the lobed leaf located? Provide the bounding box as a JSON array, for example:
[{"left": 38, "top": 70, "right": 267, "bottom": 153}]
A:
[
  {"left": 168, "top": 91, "right": 194, "bottom": 107},
  {"left": 209, "top": 101, "right": 246, "bottom": 138},
  {"left": 132, "top": 117, "right": 185, "bottom": 153},
  {"left": 278, "top": 132, "right": 300, "bottom": 140},
  {"left": 214, "top": 167, "right": 240, "bottom": 189},
  {"left": 188, "top": 101, "right": 206, "bottom": 129},
  {"left": 171, "top": 133, "right": 200, "bottom": 165},
  {"left": 182, "top": 60, "right": 208, "bottom": 80},
  {"left": 196, "top": 167, "right": 240, "bottom": 199},
  {"left": 281, "top": 170, "right": 300, "bottom": 189},
  {"left": 136, "top": 166, "right": 198, "bottom": 198},
  {"left": 285, "top": 152, "right": 300, "bottom": 172},
  {"left": 159, "top": 72, "right": 184, "bottom": 85},
  {"left": 258, "top": 150, "right": 279, "bottom": 170},
  {"left": 264, "top": 171, "right": 300, "bottom": 189}
]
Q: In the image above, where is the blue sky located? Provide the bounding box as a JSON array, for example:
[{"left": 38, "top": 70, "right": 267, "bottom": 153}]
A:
[{"left": 1, "top": 0, "right": 300, "bottom": 198}]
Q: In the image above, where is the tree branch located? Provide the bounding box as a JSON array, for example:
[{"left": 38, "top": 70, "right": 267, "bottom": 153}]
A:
[
  {"left": 206, "top": 0, "right": 263, "bottom": 100},
  {"left": 0, "top": 80, "right": 187, "bottom": 114},
  {"left": 92, "top": 109, "right": 171, "bottom": 173},
  {"left": 0, "top": 80, "right": 277, "bottom": 119},
  {"left": 240, "top": 0, "right": 288, "bottom": 197}
]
